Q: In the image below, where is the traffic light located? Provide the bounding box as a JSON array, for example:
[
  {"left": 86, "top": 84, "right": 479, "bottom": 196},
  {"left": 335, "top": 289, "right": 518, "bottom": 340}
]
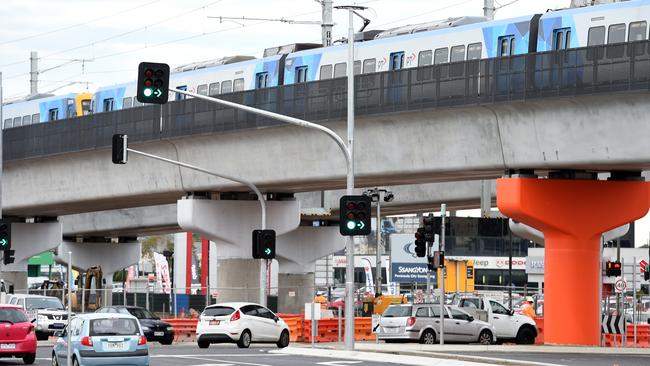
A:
[
  {"left": 3, "top": 250, "right": 14, "bottom": 265},
  {"left": 112, "top": 134, "right": 128, "bottom": 164},
  {"left": 414, "top": 227, "right": 426, "bottom": 257},
  {"left": 252, "top": 229, "right": 276, "bottom": 259},
  {"left": 339, "top": 195, "right": 372, "bottom": 236},
  {"left": 605, "top": 260, "right": 622, "bottom": 277},
  {"left": 427, "top": 256, "right": 435, "bottom": 271},
  {"left": 422, "top": 214, "right": 435, "bottom": 242},
  {"left": 136, "top": 62, "right": 170, "bottom": 104},
  {"left": 644, "top": 266, "right": 650, "bottom": 281},
  {"left": 0, "top": 220, "right": 10, "bottom": 251}
]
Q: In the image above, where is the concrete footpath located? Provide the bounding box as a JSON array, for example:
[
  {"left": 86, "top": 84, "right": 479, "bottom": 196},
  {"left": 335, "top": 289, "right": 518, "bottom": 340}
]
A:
[{"left": 276, "top": 342, "right": 650, "bottom": 366}]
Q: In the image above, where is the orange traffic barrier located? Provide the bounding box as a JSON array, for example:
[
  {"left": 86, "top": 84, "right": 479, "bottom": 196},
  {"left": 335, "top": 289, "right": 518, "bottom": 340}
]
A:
[
  {"left": 534, "top": 317, "right": 544, "bottom": 345},
  {"left": 278, "top": 314, "right": 303, "bottom": 342},
  {"left": 164, "top": 318, "right": 198, "bottom": 342},
  {"left": 354, "top": 317, "right": 375, "bottom": 341}
]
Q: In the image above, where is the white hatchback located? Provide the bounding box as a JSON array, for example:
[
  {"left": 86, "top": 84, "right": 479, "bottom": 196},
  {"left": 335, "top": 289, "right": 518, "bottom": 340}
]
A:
[{"left": 196, "top": 302, "right": 290, "bottom": 349}]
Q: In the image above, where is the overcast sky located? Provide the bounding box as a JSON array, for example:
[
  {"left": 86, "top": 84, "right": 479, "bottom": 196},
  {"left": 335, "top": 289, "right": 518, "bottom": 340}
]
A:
[{"left": 1, "top": 0, "right": 649, "bottom": 246}]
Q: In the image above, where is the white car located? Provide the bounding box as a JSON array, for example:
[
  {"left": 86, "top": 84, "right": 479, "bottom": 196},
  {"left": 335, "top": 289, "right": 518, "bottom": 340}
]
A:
[
  {"left": 9, "top": 294, "right": 74, "bottom": 341},
  {"left": 196, "top": 302, "right": 289, "bottom": 349}
]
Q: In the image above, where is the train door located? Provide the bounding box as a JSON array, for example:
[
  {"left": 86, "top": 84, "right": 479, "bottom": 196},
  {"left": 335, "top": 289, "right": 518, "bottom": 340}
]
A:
[
  {"left": 256, "top": 72, "right": 269, "bottom": 89},
  {"left": 175, "top": 85, "right": 187, "bottom": 101},
  {"left": 387, "top": 52, "right": 406, "bottom": 106},
  {"left": 496, "top": 35, "right": 516, "bottom": 96},
  {"left": 66, "top": 99, "right": 75, "bottom": 118},
  {"left": 389, "top": 52, "right": 405, "bottom": 70},
  {"left": 102, "top": 98, "right": 114, "bottom": 112},
  {"left": 498, "top": 35, "right": 516, "bottom": 57},
  {"left": 48, "top": 108, "right": 59, "bottom": 121}
]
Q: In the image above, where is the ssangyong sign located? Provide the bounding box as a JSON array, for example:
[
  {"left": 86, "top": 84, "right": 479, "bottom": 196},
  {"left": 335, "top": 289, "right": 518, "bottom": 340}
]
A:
[
  {"left": 392, "top": 263, "right": 435, "bottom": 283},
  {"left": 390, "top": 234, "right": 433, "bottom": 283}
]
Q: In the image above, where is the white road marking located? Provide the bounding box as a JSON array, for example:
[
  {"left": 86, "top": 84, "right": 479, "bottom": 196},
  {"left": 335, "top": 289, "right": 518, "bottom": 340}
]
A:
[
  {"left": 317, "top": 362, "right": 363, "bottom": 366},
  {"left": 150, "top": 353, "right": 284, "bottom": 357},
  {"left": 169, "top": 355, "right": 272, "bottom": 366}
]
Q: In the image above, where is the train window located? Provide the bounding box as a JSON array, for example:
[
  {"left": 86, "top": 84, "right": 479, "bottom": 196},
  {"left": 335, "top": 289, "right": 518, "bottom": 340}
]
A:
[
  {"left": 197, "top": 84, "right": 208, "bottom": 95},
  {"left": 3, "top": 119, "right": 11, "bottom": 129},
  {"left": 221, "top": 81, "right": 232, "bottom": 94},
  {"left": 102, "top": 98, "right": 114, "bottom": 112},
  {"left": 48, "top": 108, "right": 59, "bottom": 121},
  {"left": 498, "top": 35, "right": 515, "bottom": 56},
  {"left": 295, "top": 66, "right": 308, "bottom": 83},
  {"left": 588, "top": 26, "right": 606, "bottom": 46},
  {"left": 319, "top": 65, "right": 333, "bottom": 80},
  {"left": 334, "top": 63, "right": 347, "bottom": 78},
  {"left": 566, "top": 31, "right": 571, "bottom": 48},
  {"left": 418, "top": 50, "right": 432, "bottom": 66},
  {"left": 628, "top": 21, "right": 647, "bottom": 41},
  {"left": 122, "top": 97, "right": 133, "bottom": 109},
  {"left": 22, "top": 115, "right": 31, "bottom": 126},
  {"left": 450, "top": 45, "right": 465, "bottom": 62},
  {"left": 32, "top": 114, "right": 39, "bottom": 123},
  {"left": 434, "top": 48, "right": 448, "bottom": 64},
  {"left": 13, "top": 117, "right": 21, "bottom": 127},
  {"left": 607, "top": 23, "right": 626, "bottom": 44},
  {"left": 389, "top": 52, "right": 405, "bottom": 70},
  {"left": 467, "top": 43, "right": 482, "bottom": 60},
  {"left": 354, "top": 61, "right": 361, "bottom": 75},
  {"left": 209, "top": 82, "right": 220, "bottom": 96},
  {"left": 233, "top": 78, "right": 244, "bottom": 92},
  {"left": 362, "top": 59, "right": 376, "bottom": 74}
]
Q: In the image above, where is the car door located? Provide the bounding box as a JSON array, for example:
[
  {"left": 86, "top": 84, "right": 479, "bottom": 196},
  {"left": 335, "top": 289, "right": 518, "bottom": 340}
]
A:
[
  {"left": 240, "top": 305, "right": 266, "bottom": 341},
  {"left": 256, "top": 306, "right": 282, "bottom": 341},
  {"left": 489, "top": 300, "right": 517, "bottom": 338},
  {"left": 450, "top": 308, "right": 475, "bottom": 342}
]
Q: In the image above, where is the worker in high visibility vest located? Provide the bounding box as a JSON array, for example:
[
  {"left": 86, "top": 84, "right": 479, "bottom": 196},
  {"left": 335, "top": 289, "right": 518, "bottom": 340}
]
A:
[{"left": 520, "top": 296, "right": 536, "bottom": 318}]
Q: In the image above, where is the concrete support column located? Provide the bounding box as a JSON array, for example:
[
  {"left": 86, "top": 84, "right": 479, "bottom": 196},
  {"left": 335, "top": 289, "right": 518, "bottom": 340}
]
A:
[
  {"left": 278, "top": 272, "right": 315, "bottom": 314},
  {"left": 497, "top": 177, "right": 649, "bottom": 346}
]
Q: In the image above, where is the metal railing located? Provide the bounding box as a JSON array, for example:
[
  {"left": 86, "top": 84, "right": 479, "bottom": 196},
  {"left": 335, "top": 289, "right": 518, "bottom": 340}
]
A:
[{"left": 3, "top": 40, "right": 650, "bottom": 161}]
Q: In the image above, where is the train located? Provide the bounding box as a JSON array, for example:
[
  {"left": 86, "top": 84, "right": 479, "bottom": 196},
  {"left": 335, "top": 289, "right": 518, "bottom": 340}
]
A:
[{"left": 3, "top": 0, "right": 649, "bottom": 128}]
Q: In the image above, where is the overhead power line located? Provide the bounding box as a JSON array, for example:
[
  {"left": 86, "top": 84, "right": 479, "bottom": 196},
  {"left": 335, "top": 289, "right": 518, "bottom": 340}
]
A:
[{"left": 0, "top": 0, "right": 162, "bottom": 46}]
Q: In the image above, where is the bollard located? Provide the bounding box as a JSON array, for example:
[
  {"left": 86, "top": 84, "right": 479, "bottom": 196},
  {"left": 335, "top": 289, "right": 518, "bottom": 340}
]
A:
[
  {"left": 146, "top": 284, "right": 150, "bottom": 311},
  {"left": 338, "top": 308, "right": 342, "bottom": 343}
]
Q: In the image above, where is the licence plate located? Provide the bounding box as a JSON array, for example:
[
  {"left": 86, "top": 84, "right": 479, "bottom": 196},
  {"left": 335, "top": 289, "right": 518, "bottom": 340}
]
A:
[
  {"left": 105, "top": 341, "right": 126, "bottom": 351},
  {"left": 51, "top": 323, "right": 65, "bottom": 329},
  {"left": 209, "top": 320, "right": 220, "bottom": 325},
  {"left": 385, "top": 327, "right": 399, "bottom": 333},
  {"left": 0, "top": 344, "right": 15, "bottom": 350},
  {"left": 154, "top": 331, "right": 164, "bottom": 337}
]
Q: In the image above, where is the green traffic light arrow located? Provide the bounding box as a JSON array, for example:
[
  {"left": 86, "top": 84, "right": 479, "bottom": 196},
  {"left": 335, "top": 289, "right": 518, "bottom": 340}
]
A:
[
  {"left": 153, "top": 89, "right": 162, "bottom": 98},
  {"left": 0, "top": 239, "right": 6, "bottom": 247},
  {"left": 358, "top": 221, "right": 365, "bottom": 230},
  {"left": 264, "top": 248, "right": 272, "bottom": 255}
]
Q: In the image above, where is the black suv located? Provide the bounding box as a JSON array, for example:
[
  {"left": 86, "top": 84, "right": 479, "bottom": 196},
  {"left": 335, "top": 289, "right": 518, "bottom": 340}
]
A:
[{"left": 96, "top": 306, "right": 174, "bottom": 345}]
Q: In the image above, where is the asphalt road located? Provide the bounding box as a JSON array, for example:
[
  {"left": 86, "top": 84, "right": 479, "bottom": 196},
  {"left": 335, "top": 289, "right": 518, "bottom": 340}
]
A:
[
  {"left": 6, "top": 343, "right": 411, "bottom": 366},
  {"left": 441, "top": 351, "right": 650, "bottom": 366}
]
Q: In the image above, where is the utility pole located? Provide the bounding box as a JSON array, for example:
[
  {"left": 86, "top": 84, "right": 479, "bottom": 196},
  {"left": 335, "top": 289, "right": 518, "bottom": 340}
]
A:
[
  {"left": 439, "top": 204, "right": 446, "bottom": 344},
  {"left": 0, "top": 72, "right": 3, "bottom": 218},
  {"left": 30, "top": 51, "right": 38, "bottom": 95},
  {"left": 320, "top": 0, "right": 334, "bottom": 46},
  {"left": 484, "top": 0, "right": 495, "bottom": 20}
]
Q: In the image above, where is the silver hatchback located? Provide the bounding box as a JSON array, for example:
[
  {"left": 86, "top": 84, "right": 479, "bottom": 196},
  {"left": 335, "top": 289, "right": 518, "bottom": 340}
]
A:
[{"left": 377, "top": 304, "right": 496, "bottom": 344}]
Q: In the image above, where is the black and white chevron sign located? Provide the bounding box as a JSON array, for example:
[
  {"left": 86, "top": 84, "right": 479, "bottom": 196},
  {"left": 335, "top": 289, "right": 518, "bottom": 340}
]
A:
[{"left": 601, "top": 315, "right": 625, "bottom": 334}]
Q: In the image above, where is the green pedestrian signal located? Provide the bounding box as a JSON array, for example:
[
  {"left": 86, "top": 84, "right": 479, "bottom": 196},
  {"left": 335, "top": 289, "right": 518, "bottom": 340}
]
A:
[{"left": 339, "top": 195, "right": 372, "bottom": 236}]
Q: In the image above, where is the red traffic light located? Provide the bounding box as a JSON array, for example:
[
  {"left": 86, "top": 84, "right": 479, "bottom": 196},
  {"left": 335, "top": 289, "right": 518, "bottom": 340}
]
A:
[
  {"left": 144, "top": 69, "right": 154, "bottom": 78},
  {"left": 346, "top": 202, "right": 356, "bottom": 210},
  {"left": 144, "top": 79, "right": 153, "bottom": 87}
]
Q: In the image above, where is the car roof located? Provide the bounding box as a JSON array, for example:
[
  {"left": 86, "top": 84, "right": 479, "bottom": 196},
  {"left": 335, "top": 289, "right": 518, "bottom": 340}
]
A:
[
  {"left": 74, "top": 313, "right": 139, "bottom": 321},
  {"left": 205, "top": 302, "right": 259, "bottom": 309},
  {"left": 0, "top": 304, "right": 22, "bottom": 309},
  {"left": 8, "top": 294, "right": 61, "bottom": 299}
]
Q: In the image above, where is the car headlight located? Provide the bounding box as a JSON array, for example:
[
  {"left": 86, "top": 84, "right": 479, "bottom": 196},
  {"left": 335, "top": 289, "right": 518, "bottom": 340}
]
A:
[
  {"left": 167, "top": 327, "right": 174, "bottom": 331},
  {"left": 141, "top": 326, "right": 150, "bottom": 331}
]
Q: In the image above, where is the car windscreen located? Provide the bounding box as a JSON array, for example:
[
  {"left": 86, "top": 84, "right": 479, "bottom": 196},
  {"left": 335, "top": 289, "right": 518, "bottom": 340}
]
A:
[
  {"left": 203, "top": 306, "right": 235, "bottom": 317},
  {"left": 127, "top": 308, "right": 156, "bottom": 319},
  {"left": 382, "top": 306, "right": 412, "bottom": 317},
  {"left": 25, "top": 298, "right": 64, "bottom": 310},
  {"left": 0, "top": 308, "right": 27, "bottom": 323},
  {"left": 90, "top": 318, "right": 140, "bottom": 336}
]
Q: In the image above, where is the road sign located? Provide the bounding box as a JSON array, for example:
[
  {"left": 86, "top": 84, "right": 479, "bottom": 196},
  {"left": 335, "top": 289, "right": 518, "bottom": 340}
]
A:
[
  {"left": 614, "top": 276, "right": 627, "bottom": 293},
  {"left": 640, "top": 259, "right": 648, "bottom": 273}
]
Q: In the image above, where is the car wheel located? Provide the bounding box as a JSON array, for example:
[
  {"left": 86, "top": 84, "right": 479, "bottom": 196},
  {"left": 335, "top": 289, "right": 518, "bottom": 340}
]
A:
[
  {"left": 72, "top": 356, "right": 80, "bottom": 366},
  {"left": 197, "top": 340, "right": 210, "bottom": 349},
  {"left": 237, "top": 330, "right": 251, "bottom": 348},
  {"left": 23, "top": 353, "right": 36, "bottom": 365},
  {"left": 478, "top": 329, "right": 493, "bottom": 345},
  {"left": 51, "top": 353, "right": 58, "bottom": 366},
  {"left": 516, "top": 327, "right": 535, "bottom": 345},
  {"left": 419, "top": 329, "right": 436, "bottom": 344},
  {"left": 276, "top": 330, "right": 290, "bottom": 348}
]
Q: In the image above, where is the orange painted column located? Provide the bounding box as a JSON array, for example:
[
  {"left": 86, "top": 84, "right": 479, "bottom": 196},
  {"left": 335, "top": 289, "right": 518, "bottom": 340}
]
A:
[{"left": 497, "top": 178, "right": 649, "bottom": 346}]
